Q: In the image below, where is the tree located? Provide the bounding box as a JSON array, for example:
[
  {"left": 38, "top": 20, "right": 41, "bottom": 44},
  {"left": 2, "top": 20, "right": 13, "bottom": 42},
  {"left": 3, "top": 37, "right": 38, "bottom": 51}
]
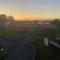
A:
[
  {"left": 51, "top": 19, "right": 60, "bottom": 37},
  {"left": 0, "top": 14, "right": 8, "bottom": 29},
  {"left": 0, "top": 14, "right": 16, "bottom": 30},
  {"left": 8, "top": 15, "right": 16, "bottom": 28},
  {"left": 51, "top": 19, "right": 60, "bottom": 25},
  {"left": 8, "top": 16, "right": 15, "bottom": 21}
]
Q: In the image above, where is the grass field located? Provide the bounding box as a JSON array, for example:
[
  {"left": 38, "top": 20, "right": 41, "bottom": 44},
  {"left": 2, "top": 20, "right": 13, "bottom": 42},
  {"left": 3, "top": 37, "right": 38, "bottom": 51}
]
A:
[{"left": 0, "top": 27, "right": 36, "bottom": 40}]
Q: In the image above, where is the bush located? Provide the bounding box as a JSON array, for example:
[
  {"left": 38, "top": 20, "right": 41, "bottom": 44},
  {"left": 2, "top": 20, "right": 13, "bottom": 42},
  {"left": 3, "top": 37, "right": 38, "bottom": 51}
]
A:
[{"left": 31, "top": 31, "right": 44, "bottom": 60}]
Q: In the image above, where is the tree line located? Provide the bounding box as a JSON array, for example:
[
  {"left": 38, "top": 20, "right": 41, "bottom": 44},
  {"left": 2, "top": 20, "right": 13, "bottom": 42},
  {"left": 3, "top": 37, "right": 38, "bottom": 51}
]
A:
[{"left": 0, "top": 14, "right": 15, "bottom": 29}]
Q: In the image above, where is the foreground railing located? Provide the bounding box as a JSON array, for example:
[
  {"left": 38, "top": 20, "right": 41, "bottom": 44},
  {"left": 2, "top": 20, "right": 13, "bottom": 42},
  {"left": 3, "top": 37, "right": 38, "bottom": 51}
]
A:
[{"left": 44, "top": 37, "right": 60, "bottom": 60}]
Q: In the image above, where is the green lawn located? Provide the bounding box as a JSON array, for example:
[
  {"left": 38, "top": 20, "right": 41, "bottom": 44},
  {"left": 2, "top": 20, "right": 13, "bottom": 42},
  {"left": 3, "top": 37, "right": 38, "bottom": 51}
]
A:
[
  {"left": 0, "top": 29, "right": 22, "bottom": 40},
  {"left": 0, "top": 28, "right": 37, "bottom": 40}
]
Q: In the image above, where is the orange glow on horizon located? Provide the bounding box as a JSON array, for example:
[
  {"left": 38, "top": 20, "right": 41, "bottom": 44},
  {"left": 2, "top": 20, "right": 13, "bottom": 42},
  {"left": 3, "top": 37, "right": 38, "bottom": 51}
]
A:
[{"left": 14, "top": 16, "right": 56, "bottom": 21}]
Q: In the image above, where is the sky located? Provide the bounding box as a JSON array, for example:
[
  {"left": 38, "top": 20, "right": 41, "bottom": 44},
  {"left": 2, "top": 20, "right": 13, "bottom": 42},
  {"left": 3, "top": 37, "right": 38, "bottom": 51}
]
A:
[{"left": 0, "top": 0, "right": 60, "bottom": 20}]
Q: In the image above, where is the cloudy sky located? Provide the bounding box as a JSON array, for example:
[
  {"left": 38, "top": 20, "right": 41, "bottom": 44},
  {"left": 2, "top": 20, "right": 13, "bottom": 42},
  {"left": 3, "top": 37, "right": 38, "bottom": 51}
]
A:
[{"left": 0, "top": 0, "right": 60, "bottom": 20}]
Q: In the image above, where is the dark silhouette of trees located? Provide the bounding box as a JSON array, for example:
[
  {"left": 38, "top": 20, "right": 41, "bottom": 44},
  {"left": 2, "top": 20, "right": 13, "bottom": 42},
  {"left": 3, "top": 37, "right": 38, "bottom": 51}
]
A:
[
  {"left": 8, "top": 16, "right": 15, "bottom": 21},
  {"left": 0, "top": 14, "right": 8, "bottom": 29},
  {"left": 51, "top": 19, "right": 60, "bottom": 26},
  {"left": 51, "top": 19, "right": 60, "bottom": 31},
  {"left": 50, "top": 19, "right": 60, "bottom": 37},
  {"left": 0, "top": 14, "right": 16, "bottom": 29},
  {"left": 8, "top": 15, "right": 16, "bottom": 28}
]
